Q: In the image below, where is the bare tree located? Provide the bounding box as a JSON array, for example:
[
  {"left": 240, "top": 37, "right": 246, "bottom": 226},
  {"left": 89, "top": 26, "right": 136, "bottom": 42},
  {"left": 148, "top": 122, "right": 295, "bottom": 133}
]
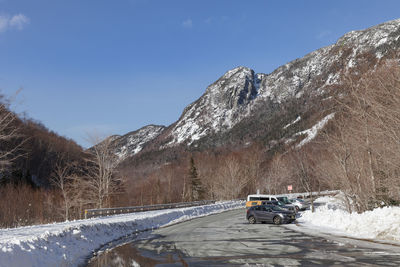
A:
[
  {"left": 286, "top": 148, "right": 319, "bottom": 212},
  {"left": 164, "top": 166, "right": 174, "bottom": 203},
  {"left": 320, "top": 61, "right": 400, "bottom": 211},
  {"left": 197, "top": 153, "right": 219, "bottom": 200},
  {"left": 85, "top": 133, "right": 121, "bottom": 209},
  {"left": 241, "top": 146, "right": 264, "bottom": 195},
  {"left": 181, "top": 170, "right": 188, "bottom": 202},
  {"left": 214, "top": 154, "right": 250, "bottom": 200},
  {"left": 321, "top": 113, "right": 371, "bottom": 213},
  {"left": 260, "top": 154, "right": 291, "bottom": 195},
  {"left": 0, "top": 96, "right": 24, "bottom": 175},
  {"left": 358, "top": 62, "right": 400, "bottom": 202},
  {"left": 50, "top": 160, "right": 77, "bottom": 220}
]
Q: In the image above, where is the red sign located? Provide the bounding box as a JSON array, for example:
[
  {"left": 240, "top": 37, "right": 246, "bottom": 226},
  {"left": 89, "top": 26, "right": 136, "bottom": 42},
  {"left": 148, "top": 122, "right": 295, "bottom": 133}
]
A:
[{"left": 287, "top": 185, "right": 293, "bottom": 191}]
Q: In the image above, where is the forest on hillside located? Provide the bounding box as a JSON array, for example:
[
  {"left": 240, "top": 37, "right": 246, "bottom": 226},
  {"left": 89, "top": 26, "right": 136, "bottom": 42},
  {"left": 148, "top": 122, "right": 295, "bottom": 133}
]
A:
[{"left": 1, "top": 62, "right": 400, "bottom": 228}]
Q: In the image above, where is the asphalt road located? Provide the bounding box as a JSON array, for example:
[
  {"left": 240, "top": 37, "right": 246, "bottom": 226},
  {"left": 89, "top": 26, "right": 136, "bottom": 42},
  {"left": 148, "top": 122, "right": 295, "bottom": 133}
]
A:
[{"left": 87, "top": 208, "right": 400, "bottom": 266}]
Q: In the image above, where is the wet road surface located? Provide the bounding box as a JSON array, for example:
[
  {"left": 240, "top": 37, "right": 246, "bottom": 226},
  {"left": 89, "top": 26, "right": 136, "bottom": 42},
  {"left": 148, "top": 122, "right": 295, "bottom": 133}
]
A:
[{"left": 87, "top": 208, "right": 400, "bottom": 266}]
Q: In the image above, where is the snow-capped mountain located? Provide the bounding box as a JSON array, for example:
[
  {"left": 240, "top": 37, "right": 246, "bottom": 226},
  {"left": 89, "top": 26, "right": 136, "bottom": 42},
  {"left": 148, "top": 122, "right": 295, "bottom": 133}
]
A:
[
  {"left": 163, "top": 67, "right": 264, "bottom": 146},
  {"left": 114, "top": 18, "right": 400, "bottom": 160},
  {"left": 110, "top": 125, "right": 165, "bottom": 160},
  {"left": 161, "top": 18, "right": 400, "bottom": 147}
]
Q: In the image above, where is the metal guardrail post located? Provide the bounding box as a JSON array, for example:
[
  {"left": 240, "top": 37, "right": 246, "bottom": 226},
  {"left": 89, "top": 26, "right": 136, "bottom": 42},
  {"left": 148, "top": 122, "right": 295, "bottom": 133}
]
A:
[{"left": 83, "top": 200, "right": 218, "bottom": 219}]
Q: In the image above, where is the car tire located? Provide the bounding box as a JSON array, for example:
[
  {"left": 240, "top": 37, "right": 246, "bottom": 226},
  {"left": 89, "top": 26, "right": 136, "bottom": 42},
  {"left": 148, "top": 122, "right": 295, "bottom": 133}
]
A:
[
  {"left": 248, "top": 216, "right": 256, "bottom": 224},
  {"left": 273, "top": 216, "right": 282, "bottom": 225},
  {"left": 295, "top": 206, "right": 300, "bottom": 212}
]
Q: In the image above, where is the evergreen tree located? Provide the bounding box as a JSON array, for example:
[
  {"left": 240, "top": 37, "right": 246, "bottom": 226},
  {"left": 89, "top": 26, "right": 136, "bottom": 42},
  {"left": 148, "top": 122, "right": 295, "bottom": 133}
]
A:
[{"left": 188, "top": 157, "right": 204, "bottom": 201}]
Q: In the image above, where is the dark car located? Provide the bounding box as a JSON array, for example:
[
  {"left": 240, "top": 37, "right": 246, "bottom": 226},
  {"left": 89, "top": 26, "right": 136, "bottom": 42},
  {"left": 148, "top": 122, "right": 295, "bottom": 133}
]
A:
[
  {"left": 276, "top": 196, "right": 291, "bottom": 205},
  {"left": 246, "top": 205, "right": 296, "bottom": 225},
  {"left": 265, "top": 200, "right": 296, "bottom": 212}
]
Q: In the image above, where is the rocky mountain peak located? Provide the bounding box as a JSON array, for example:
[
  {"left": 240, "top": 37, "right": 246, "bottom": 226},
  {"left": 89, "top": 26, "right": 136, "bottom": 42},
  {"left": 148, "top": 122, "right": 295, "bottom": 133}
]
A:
[
  {"left": 115, "top": 18, "right": 400, "bottom": 160},
  {"left": 206, "top": 66, "right": 262, "bottom": 110},
  {"left": 162, "top": 66, "right": 265, "bottom": 146},
  {"left": 337, "top": 18, "right": 400, "bottom": 50},
  {"left": 253, "top": 18, "right": 400, "bottom": 106}
]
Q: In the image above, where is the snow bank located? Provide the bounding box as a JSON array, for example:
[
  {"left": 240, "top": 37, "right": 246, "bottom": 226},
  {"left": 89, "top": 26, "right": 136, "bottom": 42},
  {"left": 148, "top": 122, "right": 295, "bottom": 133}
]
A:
[
  {"left": 298, "top": 196, "right": 400, "bottom": 242},
  {"left": 0, "top": 201, "right": 244, "bottom": 267}
]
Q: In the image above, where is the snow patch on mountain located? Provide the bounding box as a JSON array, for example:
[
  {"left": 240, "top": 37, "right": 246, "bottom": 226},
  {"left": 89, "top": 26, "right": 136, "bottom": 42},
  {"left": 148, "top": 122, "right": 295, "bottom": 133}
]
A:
[
  {"left": 295, "top": 113, "right": 335, "bottom": 147},
  {"left": 284, "top": 116, "right": 301, "bottom": 129},
  {"left": 113, "top": 125, "right": 165, "bottom": 159}
]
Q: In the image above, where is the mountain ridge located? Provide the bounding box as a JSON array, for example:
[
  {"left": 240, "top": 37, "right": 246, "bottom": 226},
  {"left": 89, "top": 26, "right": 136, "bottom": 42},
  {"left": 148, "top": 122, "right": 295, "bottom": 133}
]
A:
[{"left": 112, "top": 18, "right": 400, "bottom": 165}]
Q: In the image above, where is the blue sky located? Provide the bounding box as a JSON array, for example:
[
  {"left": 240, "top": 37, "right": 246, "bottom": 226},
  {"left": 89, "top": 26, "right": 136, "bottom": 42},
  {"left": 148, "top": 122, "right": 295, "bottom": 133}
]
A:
[{"left": 1, "top": 0, "right": 400, "bottom": 147}]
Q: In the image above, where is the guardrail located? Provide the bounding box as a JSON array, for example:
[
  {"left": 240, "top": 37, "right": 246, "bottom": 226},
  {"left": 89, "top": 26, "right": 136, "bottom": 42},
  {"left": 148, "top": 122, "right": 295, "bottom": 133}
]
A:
[
  {"left": 285, "top": 190, "right": 340, "bottom": 198},
  {"left": 280, "top": 190, "right": 340, "bottom": 199},
  {"left": 84, "top": 200, "right": 216, "bottom": 219}
]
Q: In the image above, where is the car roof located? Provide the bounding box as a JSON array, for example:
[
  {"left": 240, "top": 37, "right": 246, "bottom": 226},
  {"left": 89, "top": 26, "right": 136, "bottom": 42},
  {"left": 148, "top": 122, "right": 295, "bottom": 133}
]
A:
[{"left": 251, "top": 204, "right": 274, "bottom": 208}]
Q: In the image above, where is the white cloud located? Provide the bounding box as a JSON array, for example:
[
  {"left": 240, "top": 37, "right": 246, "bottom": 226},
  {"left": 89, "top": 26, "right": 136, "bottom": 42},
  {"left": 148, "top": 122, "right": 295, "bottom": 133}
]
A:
[
  {"left": 0, "top": 15, "right": 8, "bottom": 32},
  {"left": 10, "top": 14, "right": 30, "bottom": 30},
  {"left": 182, "top": 18, "right": 192, "bottom": 28},
  {"left": 0, "top": 13, "right": 30, "bottom": 33}
]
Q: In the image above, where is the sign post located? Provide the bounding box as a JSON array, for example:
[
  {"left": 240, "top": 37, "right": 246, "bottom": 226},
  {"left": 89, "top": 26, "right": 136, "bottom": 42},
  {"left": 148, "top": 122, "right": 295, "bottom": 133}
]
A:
[{"left": 287, "top": 185, "right": 293, "bottom": 193}]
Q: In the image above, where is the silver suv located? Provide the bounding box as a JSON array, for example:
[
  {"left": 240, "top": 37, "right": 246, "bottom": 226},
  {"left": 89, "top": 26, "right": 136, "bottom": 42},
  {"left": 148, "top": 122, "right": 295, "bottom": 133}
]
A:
[{"left": 288, "top": 198, "right": 310, "bottom": 211}]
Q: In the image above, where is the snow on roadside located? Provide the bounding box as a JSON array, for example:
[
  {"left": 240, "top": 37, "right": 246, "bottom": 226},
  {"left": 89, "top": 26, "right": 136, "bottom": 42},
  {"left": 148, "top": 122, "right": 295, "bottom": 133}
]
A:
[
  {"left": 0, "top": 201, "right": 244, "bottom": 267},
  {"left": 297, "top": 195, "right": 400, "bottom": 242}
]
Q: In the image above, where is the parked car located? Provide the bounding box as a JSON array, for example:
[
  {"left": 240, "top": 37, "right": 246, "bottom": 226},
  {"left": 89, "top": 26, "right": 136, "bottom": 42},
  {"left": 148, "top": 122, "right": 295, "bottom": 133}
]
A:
[
  {"left": 246, "top": 194, "right": 290, "bottom": 208},
  {"left": 288, "top": 198, "right": 310, "bottom": 211},
  {"left": 246, "top": 199, "right": 266, "bottom": 208},
  {"left": 246, "top": 194, "right": 277, "bottom": 208},
  {"left": 276, "top": 196, "right": 291, "bottom": 204},
  {"left": 265, "top": 200, "right": 296, "bottom": 212},
  {"left": 246, "top": 205, "right": 296, "bottom": 225}
]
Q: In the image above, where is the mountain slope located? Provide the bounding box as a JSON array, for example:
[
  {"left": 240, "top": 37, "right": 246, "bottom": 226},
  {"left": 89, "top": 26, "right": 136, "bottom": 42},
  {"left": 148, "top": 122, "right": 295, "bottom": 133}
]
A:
[
  {"left": 163, "top": 67, "right": 264, "bottom": 146},
  {"left": 116, "top": 18, "right": 400, "bottom": 164},
  {"left": 110, "top": 125, "right": 165, "bottom": 160},
  {"left": 151, "top": 19, "right": 399, "bottom": 148}
]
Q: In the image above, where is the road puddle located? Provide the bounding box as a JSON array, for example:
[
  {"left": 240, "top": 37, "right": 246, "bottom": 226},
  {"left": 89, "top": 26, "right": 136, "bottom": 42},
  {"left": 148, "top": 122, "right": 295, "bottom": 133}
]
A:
[
  {"left": 86, "top": 240, "right": 230, "bottom": 267},
  {"left": 87, "top": 242, "right": 188, "bottom": 267}
]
